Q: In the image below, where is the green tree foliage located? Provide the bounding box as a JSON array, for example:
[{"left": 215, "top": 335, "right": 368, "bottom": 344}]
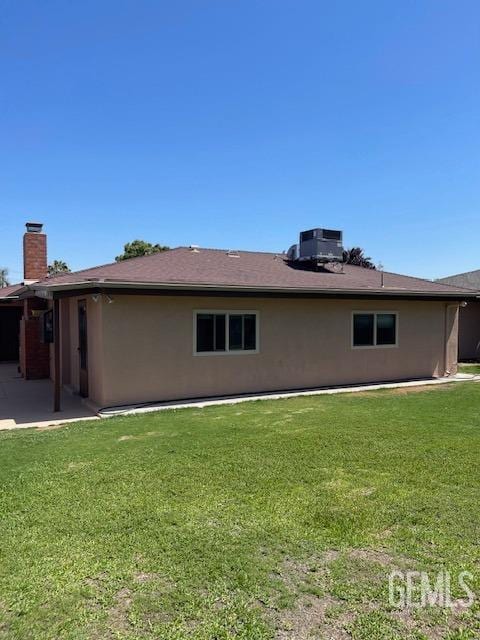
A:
[
  {"left": 115, "top": 240, "right": 169, "bottom": 262},
  {"left": 343, "top": 247, "right": 376, "bottom": 270},
  {"left": 48, "top": 260, "right": 71, "bottom": 276},
  {"left": 0, "top": 267, "right": 10, "bottom": 287}
]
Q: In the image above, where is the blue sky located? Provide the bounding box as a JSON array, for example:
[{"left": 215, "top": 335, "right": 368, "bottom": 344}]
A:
[{"left": 1, "top": 0, "right": 479, "bottom": 282}]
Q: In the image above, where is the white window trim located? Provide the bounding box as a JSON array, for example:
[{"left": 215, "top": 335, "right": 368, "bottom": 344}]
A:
[
  {"left": 351, "top": 311, "right": 399, "bottom": 350},
  {"left": 193, "top": 310, "right": 260, "bottom": 356}
]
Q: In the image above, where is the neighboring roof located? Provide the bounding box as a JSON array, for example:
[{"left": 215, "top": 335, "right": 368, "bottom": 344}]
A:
[
  {"left": 28, "top": 247, "right": 477, "bottom": 299},
  {"left": 0, "top": 283, "right": 24, "bottom": 299},
  {"left": 437, "top": 269, "right": 480, "bottom": 291}
]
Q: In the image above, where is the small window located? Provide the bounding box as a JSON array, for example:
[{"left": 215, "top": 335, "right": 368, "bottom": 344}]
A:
[
  {"left": 196, "top": 314, "right": 226, "bottom": 352},
  {"left": 195, "top": 311, "right": 258, "bottom": 354},
  {"left": 376, "top": 313, "right": 396, "bottom": 346},
  {"left": 228, "top": 314, "right": 257, "bottom": 351},
  {"left": 353, "top": 314, "right": 375, "bottom": 347},
  {"left": 229, "top": 314, "right": 243, "bottom": 350},
  {"left": 353, "top": 312, "right": 397, "bottom": 348}
]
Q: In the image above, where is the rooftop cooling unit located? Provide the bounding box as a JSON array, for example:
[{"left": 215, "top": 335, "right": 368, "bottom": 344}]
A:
[{"left": 298, "top": 228, "right": 344, "bottom": 263}]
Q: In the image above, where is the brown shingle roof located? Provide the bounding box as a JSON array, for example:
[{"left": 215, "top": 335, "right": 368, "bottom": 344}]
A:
[
  {"left": 0, "top": 283, "right": 24, "bottom": 298},
  {"left": 30, "top": 247, "right": 477, "bottom": 298}
]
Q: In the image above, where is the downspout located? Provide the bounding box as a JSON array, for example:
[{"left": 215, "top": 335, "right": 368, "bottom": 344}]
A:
[{"left": 444, "top": 302, "right": 462, "bottom": 377}]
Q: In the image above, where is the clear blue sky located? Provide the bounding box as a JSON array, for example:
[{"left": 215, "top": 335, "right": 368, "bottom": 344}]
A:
[{"left": 1, "top": 0, "right": 479, "bottom": 282}]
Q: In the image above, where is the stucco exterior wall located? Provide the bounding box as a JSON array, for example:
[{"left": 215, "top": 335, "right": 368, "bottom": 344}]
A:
[
  {"left": 62, "top": 295, "right": 105, "bottom": 406},
  {"left": 445, "top": 303, "right": 459, "bottom": 375},
  {"left": 60, "top": 298, "right": 71, "bottom": 386},
  {"left": 84, "top": 295, "right": 459, "bottom": 408},
  {"left": 458, "top": 301, "right": 480, "bottom": 360}
]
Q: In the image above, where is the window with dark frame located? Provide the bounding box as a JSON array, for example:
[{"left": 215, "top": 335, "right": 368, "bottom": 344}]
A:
[
  {"left": 353, "top": 312, "right": 397, "bottom": 347},
  {"left": 195, "top": 312, "right": 257, "bottom": 353}
]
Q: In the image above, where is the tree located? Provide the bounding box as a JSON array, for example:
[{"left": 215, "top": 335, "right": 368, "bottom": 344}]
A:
[
  {"left": 115, "top": 240, "right": 169, "bottom": 262},
  {"left": 0, "top": 267, "right": 10, "bottom": 287},
  {"left": 48, "top": 260, "right": 71, "bottom": 276},
  {"left": 343, "top": 247, "right": 376, "bottom": 270}
]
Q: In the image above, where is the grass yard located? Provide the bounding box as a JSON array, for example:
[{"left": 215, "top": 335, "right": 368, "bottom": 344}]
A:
[
  {"left": 458, "top": 364, "right": 480, "bottom": 375},
  {"left": 1, "top": 383, "right": 480, "bottom": 640}
]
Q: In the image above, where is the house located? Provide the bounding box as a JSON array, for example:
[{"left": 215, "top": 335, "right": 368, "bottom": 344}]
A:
[
  {"left": 1, "top": 223, "right": 477, "bottom": 411},
  {"left": 437, "top": 270, "right": 480, "bottom": 361}
]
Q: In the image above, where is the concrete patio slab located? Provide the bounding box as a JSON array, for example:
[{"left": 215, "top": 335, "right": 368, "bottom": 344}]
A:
[{"left": 0, "top": 363, "right": 98, "bottom": 430}]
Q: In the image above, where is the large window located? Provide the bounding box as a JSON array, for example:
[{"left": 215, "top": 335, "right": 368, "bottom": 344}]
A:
[
  {"left": 195, "top": 311, "right": 258, "bottom": 354},
  {"left": 352, "top": 312, "right": 397, "bottom": 348}
]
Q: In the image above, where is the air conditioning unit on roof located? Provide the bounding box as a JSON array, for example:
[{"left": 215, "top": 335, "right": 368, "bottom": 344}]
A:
[{"left": 297, "top": 228, "right": 344, "bottom": 263}]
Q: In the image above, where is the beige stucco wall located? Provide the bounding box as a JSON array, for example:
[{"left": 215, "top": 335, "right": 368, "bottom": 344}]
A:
[
  {"left": 75, "top": 295, "right": 460, "bottom": 408},
  {"left": 50, "top": 298, "right": 72, "bottom": 384},
  {"left": 445, "top": 303, "right": 459, "bottom": 375},
  {"left": 61, "top": 295, "right": 105, "bottom": 405},
  {"left": 457, "top": 302, "right": 480, "bottom": 361},
  {"left": 60, "top": 298, "right": 71, "bottom": 385}
]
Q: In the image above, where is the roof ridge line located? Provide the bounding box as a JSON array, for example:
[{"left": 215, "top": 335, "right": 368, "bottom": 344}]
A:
[{"left": 177, "top": 246, "right": 284, "bottom": 256}]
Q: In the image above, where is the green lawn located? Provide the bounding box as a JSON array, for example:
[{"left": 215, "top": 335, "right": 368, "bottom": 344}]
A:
[
  {"left": 458, "top": 364, "right": 480, "bottom": 375},
  {"left": 1, "top": 383, "right": 480, "bottom": 640}
]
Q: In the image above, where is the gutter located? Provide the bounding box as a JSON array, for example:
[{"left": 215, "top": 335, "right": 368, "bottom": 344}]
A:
[{"left": 28, "top": 279, "right": 480, "bottom": 300}]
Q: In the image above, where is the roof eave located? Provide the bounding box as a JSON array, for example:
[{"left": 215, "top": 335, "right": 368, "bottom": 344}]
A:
[{"left": 28, "top": 279, "right": 480, "bottom": 300}]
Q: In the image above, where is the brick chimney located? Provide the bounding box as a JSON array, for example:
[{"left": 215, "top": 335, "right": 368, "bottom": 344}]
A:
[
  {"left": 20, "top": 221, "right": 50, "bottom": 380},
  {"left": 23, "top": 222, "right": 47, "bottom": 283}
]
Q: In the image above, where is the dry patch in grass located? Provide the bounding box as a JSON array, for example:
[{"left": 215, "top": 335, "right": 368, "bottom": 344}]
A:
[
  {"left": 322, "top": 475, "right": 377, "bottom": 500},
  {"left": 117, "top": 432, "right": 158, "bottom": 442},
  {"left": 290, "top": 408, "right": 315, "bottom": 414},
  {"left": 275, "top": 593, "right": 351, "bottom": 640},
  {"left": 118, "top": 432, "right": 157, "bottom": 442},
  {"left": 349, "top": 384, "right": 453, "bottom": 399},
  {"left": 267, "top": 550, "right": 353, "bottom": 639},
  {"left": 36, "top": 423, "right": 67, "bottom": 431},
  {"left": 347, "top": 548, "right": 402, "bottom": 568},
  {"left": 67, "top": 461, "right": 91, "bottom": 471},
  {"left": 134, "top": 571, "right": 160, "bottom": 584},
  {"left": 84, "top": 570, "right": 175, "bottom": 638},
  {"left": 117, "top": 431, "right": 178, "bottom": 442},
  {"left": 0, "top": 600, "right": 11, "bottom": 635},
  {"left": 107, "top": 587, "right": 132, "bottom": 634},
  {"left": 266, "top": 548, "right": 472, "bottom": 639}
]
